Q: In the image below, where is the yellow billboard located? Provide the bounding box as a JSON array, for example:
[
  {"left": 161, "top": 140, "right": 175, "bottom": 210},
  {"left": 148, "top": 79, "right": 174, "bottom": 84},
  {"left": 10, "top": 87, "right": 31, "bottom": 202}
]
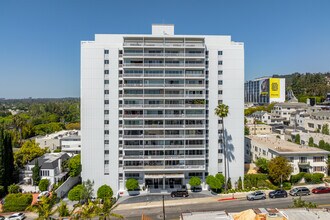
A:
[{"left": 269, "top": 78, "right": 280, "bottom": 98}]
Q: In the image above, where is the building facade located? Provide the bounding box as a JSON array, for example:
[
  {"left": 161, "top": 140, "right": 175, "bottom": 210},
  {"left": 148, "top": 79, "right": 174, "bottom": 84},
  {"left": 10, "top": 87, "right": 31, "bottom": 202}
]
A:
[
  {"left": 245, "top": 77, "right": 285, "bottom": 104},
  {"left": 245, "top": 135, "right": 330, "bottom": 176},
  {"left": 81, "top": 24, "right": 244, "bottom": 194}
]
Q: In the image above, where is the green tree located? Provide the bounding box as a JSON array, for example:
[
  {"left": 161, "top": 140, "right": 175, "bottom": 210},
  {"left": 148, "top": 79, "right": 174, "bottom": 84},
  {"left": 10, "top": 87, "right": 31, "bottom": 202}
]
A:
[
  {"left": 98, "top": 198, "right": 124, "bottom": 220},
  {"left": 74, "top": 200, "right": 100, "bottom": 220},
  {"left": 68, "top": 184, "right": 84, "bottom": 201},
  {"left": 268, "top": 157, "right": 292, "bottom": 185},
  {"left": 227, "top": 177, "right": 232, "bottom": 190},
  {"left": 0, "top": 127, "right": 15, "bottom": 190},
  {"left": 38, "top": 179, "right": 50, "bottom": 192},
  {"left": 97, "top": 184, "right": 113, "bottom": 200},
  {"left": 8, "top": 184, "right": 21, "bottom": 194},
  {"left": 308, "top": 137, "right": 314, "bottom": 147},
  {"left": 322, "top": 124, "right": 330, "bottom": 135},
  {"left": 14, "top": 140, "right": 46, "bottom": 168},
  {"left": 12, "top": 114, "right": 27, "bottom": 145},
  {"left": 81, "top": 179, "right": 94, "bottom": 202},
  {"left": 32, "top": 160, "right": 41, "bottom": 186},
  {"left": 295, "top": 134, "right": 301, "bottom": 144},
  {"left": 244, "top": 126, "right": 250, "bottom": 135},
  {"left": 68, "top": 154, "right": 81, "bottom": 177},
  {"left": 237, "top": 177, "right": 243, "bottom": 190},
  {"left": 56, "top": 201, "right": 71, "bottom": 218},
  {"left": 189, "top": 177, "right": 201, "bottom": 188},
  {"left": 255, "top": 158, "right": 269, "bottom": 173},
  {"left": 126, "top": 178, "right": 139, "bottom": 191},
  {"left": 206, "top": 175, "right": 222, "bottom": 193},
  {"left": 214, "top": 104, "right": 229, "bottom": 192}
]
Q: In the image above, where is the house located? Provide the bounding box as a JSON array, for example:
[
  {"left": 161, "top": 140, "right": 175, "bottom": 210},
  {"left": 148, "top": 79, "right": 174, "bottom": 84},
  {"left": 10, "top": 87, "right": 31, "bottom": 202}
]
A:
[
  {"left": 246, "top": 124, "right": 272, "bottom": 135},
  {"left": 60, "top": 132, "right": 81, "bottom": 154},
  {"left": 23, "top": 152, "right": 71, "bottom": 186},
  {"left": 35, "top": 130, "right": 80, "bottom": 151}
]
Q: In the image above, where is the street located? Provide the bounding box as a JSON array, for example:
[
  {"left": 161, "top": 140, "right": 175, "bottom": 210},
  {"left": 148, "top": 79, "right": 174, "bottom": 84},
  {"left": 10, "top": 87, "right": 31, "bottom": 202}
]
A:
[{"left": 115, "top": 193, "right": 330, "bottom": 220}]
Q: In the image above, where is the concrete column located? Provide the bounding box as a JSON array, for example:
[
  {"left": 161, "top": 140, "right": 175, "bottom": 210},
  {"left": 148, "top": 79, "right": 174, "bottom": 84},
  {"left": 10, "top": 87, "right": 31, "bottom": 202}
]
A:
[{"left": 163, "top": 176, "right": 166, "bottom": 190}]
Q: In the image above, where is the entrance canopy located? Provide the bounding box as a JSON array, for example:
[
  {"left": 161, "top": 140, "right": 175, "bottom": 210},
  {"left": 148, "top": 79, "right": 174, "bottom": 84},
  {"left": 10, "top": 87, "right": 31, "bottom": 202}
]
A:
[{"left": 145, "top": 173, "right": 184, "bottom": 179}]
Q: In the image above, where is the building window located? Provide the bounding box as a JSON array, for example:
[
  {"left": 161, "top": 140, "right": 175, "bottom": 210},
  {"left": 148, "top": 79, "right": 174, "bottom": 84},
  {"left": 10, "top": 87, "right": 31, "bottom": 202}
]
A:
[
  {"left": 313, "top": 166, "right": 324, "bottom": 172},
  {"left": 218, "top": 90, "right": 223, "bottom": 95},
  {"left": 104, "top": 160, "right": 109, "bottom": 165},
  {"left": 105, "top": 100, "right": 109, "bottom": 104},
  {"left": 218, "top": 159, "right": 223, "bottom": 163},
  {"left": 104, "top": 60, "right": 109, "bottom": 64},
  {"left": 218, "top": 51, "right": 223, "bottom": 55},
  {"left": 105, "top": 110, "right": 109, "bottom": 114},
  {"left": 104, "top": 90, "right": 109, "bottom": 94},
  {"left": 218, "top": 100, "right": 223, "bottom": 104},
  {"left": 104, "top": 70, "right": 109, "bottom": 74},
  {"left": 218, "top": 70, "right": 223, "bottom": 75},
  {"left": 104, "top": 80, "right": 109, "bottom": 84},
  {"left": 218, "top": 61, "right": 223, "bottom": 65},
  {"left": 218, "top": 80, "right": 223, "bottom": 85},
  {"left": 104, "top": 50, "right": 109, "bottom": 54},
  {"left": 104, "top": 130, "right": 109, "bottom": 134},
  {"left": 105, "top": 150, "right": 109, "bottom": 154},
  {"left": 105, "top": 120, "right": 109, "bottom": 124},
  {"left": 104, "top": 140, "right": 109, "bottom": 144},
  {"left": 313, "top": 156, "right": 324, "bottom": 162}
]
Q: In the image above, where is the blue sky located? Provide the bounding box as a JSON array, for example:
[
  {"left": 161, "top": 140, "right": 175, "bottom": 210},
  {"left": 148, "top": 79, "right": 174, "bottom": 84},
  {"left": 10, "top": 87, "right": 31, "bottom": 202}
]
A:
[{"left": 0, "top": 0, "right": 329, "bottom": 98}]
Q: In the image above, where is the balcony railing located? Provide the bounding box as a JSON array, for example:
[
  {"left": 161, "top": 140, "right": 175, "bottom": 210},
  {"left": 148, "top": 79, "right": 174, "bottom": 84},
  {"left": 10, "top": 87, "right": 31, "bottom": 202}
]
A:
[
  {"left": 123, "top": 42, "right": 205, "bottom": 47},
  {"left": 123, "top": 63, "right": 205, "bottom": 68},
  {"left": 123, "top": 53, "right": 205, "bottom": 57}
]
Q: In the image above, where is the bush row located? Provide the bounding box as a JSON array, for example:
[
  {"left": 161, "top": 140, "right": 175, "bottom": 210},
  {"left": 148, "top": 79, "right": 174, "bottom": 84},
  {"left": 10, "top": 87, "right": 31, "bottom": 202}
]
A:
[
  {"left": 2, "top": 193, "right": 33, "bottom": 212},
  {"left": 290, "top": 172, "right": 324, "bottom": 184}
]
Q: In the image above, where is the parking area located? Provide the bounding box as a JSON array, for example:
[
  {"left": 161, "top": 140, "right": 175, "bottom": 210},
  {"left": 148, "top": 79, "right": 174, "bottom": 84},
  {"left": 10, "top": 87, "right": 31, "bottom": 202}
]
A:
[{"left": 119, "top": 191, "right": 213, "bottom": 204}]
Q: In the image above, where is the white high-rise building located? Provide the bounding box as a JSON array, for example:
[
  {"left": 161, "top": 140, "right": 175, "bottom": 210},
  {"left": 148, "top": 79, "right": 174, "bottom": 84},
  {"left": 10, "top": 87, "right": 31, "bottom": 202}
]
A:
[{"left": 81, "top": 24, "right": 244, "bottom": 194}]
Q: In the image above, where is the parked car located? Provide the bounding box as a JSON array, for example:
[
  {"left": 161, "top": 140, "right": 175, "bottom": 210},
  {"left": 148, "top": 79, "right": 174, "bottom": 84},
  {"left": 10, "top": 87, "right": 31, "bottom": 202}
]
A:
[
  {"left": 0, "top": 215, "right": 5, "bottom": 220},
  {"left": 171, "top": 189, "right": 189, "bottom": 198},
  {"left": 312, "top": 186, "right": 330, "bottom": 194},
  {"left": 6, "top": 213, "right": 25, "bottom": 220},
  {"left": 268, "top": 189, "right": 288, "bottom": 198},
  {"left": 289, "top": 187, "right": 310, "bottom": 196},
  {"left": 37, "top": 191, "right": 50, "bottom": 202},
  {"left": 246, "top": 191, "right": 266, "bottom": 201}
]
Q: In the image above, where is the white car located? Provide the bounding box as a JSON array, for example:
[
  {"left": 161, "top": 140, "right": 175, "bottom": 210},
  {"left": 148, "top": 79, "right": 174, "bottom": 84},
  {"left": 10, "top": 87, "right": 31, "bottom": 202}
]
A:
[
  {"left": 37, "top": 191, "right": 50, "bottom": 202},
  {"left": 6, "top": 213, "right": 25, "bottom": 220}
]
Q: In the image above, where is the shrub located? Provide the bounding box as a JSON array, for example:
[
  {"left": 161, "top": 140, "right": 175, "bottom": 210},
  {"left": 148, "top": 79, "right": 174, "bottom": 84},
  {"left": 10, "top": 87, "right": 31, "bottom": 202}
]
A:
[
  {"left": 97, "top": 184, "right": 113, "bottom": 200},
  {"left": 38, "top": 179, "right": 50, "bottom": 192},
  {"left": 189, "top": 177, "right": 201, "bottom": 187},
  {"left": 244, "top": 174, "right": 268, "bottom": 189},
  {"left": 282, "top": 182, "right": 292, "bottom": 190},
  {"left": 290, "top": 172, "right": 305, "bottom": 184},
  {"left": 68, "top": 184, "right": 84, "bottom": 201},
  {"left": 311, "top": 173, "right": 324, "bottom": 183},
  {"left": 206, "top": 174, "right": 224, "bottom": 193},
  {"left": 68, "top": 155, "right": 81, "bottom": 177},
  {"left": 126, "top": 178, "right": 139, "bottom": 191},
  {"left": 237, "top": 177, "right": 243, "bottom": 190},
  {"left": 3, "top": 193, "right": 33, "bottom": 212},
  {"left": 304, "top": 173, "right": 312, "bottom": 183},
  {"left": 8, "top": 184, "right": 21, "bottom": 194}
]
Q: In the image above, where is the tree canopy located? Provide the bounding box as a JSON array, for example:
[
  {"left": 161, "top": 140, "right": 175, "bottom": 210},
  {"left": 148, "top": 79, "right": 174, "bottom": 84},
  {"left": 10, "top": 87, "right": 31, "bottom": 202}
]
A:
[
  {"left": 14, "top": 140, "right": 47, "bottom": 168},
  {"left": 68, "top": 154, "right": 81, "bottom": 177},
  {"left": 268, "top": 157, "right": 292, "bottom": 184}
]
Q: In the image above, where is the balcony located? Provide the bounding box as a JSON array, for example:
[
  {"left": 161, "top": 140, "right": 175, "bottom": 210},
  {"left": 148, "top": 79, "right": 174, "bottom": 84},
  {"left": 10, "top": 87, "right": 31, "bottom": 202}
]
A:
[
  {"left": 298, "top": 161, "right": 311, "bottom": 167},
  {"left": 123, "top": 63, "right": 204, "bottom": 68},
  {"left": 123, "top": 165, "right": 205, "bottom": 171}
]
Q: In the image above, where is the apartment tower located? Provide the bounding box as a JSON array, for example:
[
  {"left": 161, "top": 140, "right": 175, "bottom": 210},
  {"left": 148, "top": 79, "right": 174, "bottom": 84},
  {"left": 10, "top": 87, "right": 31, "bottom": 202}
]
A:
[{"left": 81, "top": 24, "right": 244, "bottom": 194}]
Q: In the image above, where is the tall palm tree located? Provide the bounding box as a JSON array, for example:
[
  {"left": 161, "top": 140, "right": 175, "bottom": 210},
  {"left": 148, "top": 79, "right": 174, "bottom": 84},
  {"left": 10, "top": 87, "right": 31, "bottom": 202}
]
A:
[
  {"left": 214, "top": 103, "right": 229, "bottom": 192},
  {"left": 12, "top": 114, "right": 26, "bottom": 145},
  {"left": 98, "top": 198, "right": 124, "bottom": 220}
]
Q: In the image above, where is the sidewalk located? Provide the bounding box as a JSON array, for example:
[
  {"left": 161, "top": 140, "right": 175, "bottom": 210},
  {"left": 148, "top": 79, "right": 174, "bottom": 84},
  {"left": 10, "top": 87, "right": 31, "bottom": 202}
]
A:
[{"left": 115, "top": 183, "right": 326, "bottom": 211}]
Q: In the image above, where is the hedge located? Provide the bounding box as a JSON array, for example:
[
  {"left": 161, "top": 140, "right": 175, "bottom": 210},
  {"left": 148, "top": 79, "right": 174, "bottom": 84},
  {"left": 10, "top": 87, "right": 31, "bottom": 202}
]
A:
[
  {"left": 290, "top": 172, "right": 324, "bottom": 184},
  {"left": 3, "top": 193, "right": 33, "bottom": 212}
]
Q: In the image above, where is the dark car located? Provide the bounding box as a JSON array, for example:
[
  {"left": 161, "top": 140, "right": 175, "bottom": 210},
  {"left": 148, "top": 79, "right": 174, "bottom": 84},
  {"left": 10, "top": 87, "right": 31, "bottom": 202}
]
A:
[
  {"left": 312, "top": 186, "right": 330, "bottom": 194},
  {"left": 289, "top": 187, "right": 310, "bottom": 196},
  {"left": 171, "top": 189, "right": 189, "bottom": 198},
  {"left": 269, "top": 189, "right": 288, "bottom": 198}
]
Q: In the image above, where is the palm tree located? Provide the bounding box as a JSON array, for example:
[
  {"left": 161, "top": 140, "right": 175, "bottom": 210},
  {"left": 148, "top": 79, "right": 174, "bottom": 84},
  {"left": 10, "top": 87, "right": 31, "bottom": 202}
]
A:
[
  {"left": 74, "top": 200, "right": 100, "bottom": 220},
  {"left": 12, "top": 114, "right": 26, "bottom": 145},
  {"left": 56, "top": 200, "right": 74, "bottom": 219},
  {"left": 26, "top": 196, "right": 56, "bottom": 220},
  {"left": 98, "top": 198, "right": 124, "bottom": 220},
  {"left": 214, "top": 103, "right": 229, "bottom": 192}
]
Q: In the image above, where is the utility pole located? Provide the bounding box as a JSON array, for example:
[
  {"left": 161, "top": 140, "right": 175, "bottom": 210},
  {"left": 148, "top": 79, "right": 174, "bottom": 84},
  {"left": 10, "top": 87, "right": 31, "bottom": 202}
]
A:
[
  {"left": 162, "top": 195, "right": 166, "bottom": 220},
  {"left": 280, "top": 175, "right": 283, "bottom": 190}
]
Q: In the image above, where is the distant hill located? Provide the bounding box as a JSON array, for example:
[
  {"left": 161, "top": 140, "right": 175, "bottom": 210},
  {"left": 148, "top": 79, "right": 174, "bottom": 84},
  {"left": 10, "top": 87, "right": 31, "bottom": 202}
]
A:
[{"left": 272, "top": 72, "right": 330, "bottom": 102}]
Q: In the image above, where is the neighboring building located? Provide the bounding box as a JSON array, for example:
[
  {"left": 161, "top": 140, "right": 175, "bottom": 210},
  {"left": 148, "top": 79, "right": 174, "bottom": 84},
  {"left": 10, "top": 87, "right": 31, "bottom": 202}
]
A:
[
  {"left": 23, "top": 152, "right": 71, "bottom": 185},
  {"left": 292, "top": 132, "right": 330, "bottom": 146},
  {"left": 81, "top": 24, "right": 244, "bottom": 194},
  {"left": 60, "top": 132, "right": 81, "bottom": 154},
  {"left": 245, "top": 135, "right": 330, "bottom": 175},
  {"left": 250, "top": 111, "right": 272, "bottom": 124},
  {"left": 244, "top": 77, "right": 285, "bottom": 104},
  {"left": 246, "top": 124, "right": 272, "bottom": 135},
  {"left": 35, "top": 130, "right": 80, "bottom": 151},
  {"left": 271, "top": 102, "right": 308, "bottom": 125}
]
